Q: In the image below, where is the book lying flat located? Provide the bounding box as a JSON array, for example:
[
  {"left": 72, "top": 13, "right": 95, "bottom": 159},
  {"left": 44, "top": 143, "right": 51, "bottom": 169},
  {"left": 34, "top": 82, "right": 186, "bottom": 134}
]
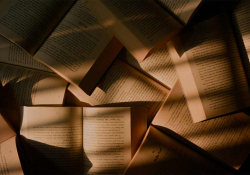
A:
[
  {"left": 0, "top": 0, "right": 122, "bottom": 95},
  {"left": 168, "top": 3, "right": 250, "bottom": 122},
  {"left": 0, "top": 106, "right": 147, "bottom": 175},
  {"left": 124, "top": 125, "right": 228, "bottom": 174},
  {"left": 118, "top": 46, "right": 178, "bottom": 89},
  {"left": 86, "top": 0, "right": 202, "bottom": 62},
  {"left": 152, "top": 80, "right": 250, "bottom": 170},
  {"left": 0, "top": 35, "right": 52, "bottom": 72},
  {"left": 67, "top": 59, "right": 170, "bottom": 124},
  {"left": 0, "top": 62, "right": 68, "bottom": 131}
]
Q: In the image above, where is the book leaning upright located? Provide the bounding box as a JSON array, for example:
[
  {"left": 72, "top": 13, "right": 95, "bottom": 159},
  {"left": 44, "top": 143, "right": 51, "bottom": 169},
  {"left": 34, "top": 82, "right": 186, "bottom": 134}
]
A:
[
  {"left": 168, "top": 4, "right": 250, "bottom": 122},
  {"left": 0, "top": 0, "right": 122, "bottom": 95},
  {"left": 0, "top": 106, "right": 147, "bottom": 175}
]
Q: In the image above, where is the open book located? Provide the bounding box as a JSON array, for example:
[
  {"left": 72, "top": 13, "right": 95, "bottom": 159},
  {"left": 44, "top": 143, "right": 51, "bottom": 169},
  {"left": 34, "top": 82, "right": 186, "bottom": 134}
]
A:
[
  {"left": 67, "top": 59, "right": 170, "bottom": 124},
  {"left": 124, "top": 126, "right": 228, "bottom": 174},
  {"left": 0, "top": 0, "right": 122, "bottom": 95},
  {"left": 125, "top": 80, "right": 250, "bottom": 174},
  {"left": 168, "top": 3, "right": 250, "bottom": 122},
  {"left": 0, "top": 106, "right": 147, "bottom": 174},
  {"left": 0, "top": 62, "right": 68, "bottom": 132},
  {"left": 86, "top": 0, "right": 202, "bottom": 62}
]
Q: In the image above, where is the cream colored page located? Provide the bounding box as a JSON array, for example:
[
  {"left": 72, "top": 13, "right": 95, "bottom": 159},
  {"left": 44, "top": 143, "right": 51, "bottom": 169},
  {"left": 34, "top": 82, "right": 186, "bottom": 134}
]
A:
[
  {"left": 168, "top": 38, "right": 205, "bottom": 122},
  {"left": 0, "top": 137, "right": 23, "bottom": 175},
  {"left": 83, "top": 107, "right": 131, "bottom": 174},
  {"left": 68, "top": 60, "right": 169, "bottom": 123},
  {"left": 153, "top": 81, "right": 250, "bottom": 169},
  {"left": 119, "top": 45, "right": 178, "bottom": 88},
  {"left": 0, "top": 0, "right": 75, "bottom": 55},
  {"left": 233, "top": 0, "right": 250, "bottom": 78},
  {"left": 86, "top": 0, "right": 182, "bottom": 62},
  {"left": 34, "top": 0, "right": 112, "bottom": 86},
  {"left": 125, "top": 126, "right": 227, "bottom": 175},
  {"left": 20, "top": 107, "right": 83, "bottom": 174},
  {"left": 0, "top": 114, "right": 16, "bottom": 144},
  {"left": 156, "top": 0, "right": 202, "bottom": 24},
  {"left": 0, "top": 63, "right": 67, "bottom": 109},
  {"left": 175, "top": 14, "right": 250, "bottom": 120},
  {"left": 0, "top": 36, "right": 52, "bottom": 72}
]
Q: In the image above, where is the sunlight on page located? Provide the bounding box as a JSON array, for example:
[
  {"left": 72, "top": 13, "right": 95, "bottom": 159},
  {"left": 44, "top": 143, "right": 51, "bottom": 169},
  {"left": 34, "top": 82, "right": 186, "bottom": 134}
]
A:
[
  {"left": 242, "top": 33, "right": 250, "bottom": 59},
  {"left": 0, "top": 114, "right": 16, "bottom": 144},
  {"left": 69, "top": 59, "right": 169, "bottom": 123},
  {"left": 119, "top": 45, "right": 178, "bottom": 89},
  {"left": 83, "top": 107, "right": 131, "bottom": 174},
  {"left": 125, "top": 126, "right": 227, "bottom": 174},
  {"left": 0, "top": 137, "right": 23, "bottom": 175},
  {"left": 153, "top": 81, "right": 250, "bottom": 169},
  {"left": 20, "top": 107, "right": 83, "bottom": 174}
]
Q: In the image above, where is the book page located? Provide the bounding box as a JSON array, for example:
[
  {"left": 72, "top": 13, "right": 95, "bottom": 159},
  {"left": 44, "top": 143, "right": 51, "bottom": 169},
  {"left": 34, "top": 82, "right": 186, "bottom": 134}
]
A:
[
  {"left": 0, "top": 63, "right": 68, "bottom": 130},
  {"left": 20, "top": 107, "right": 84, "bottom": 174},
  {"left": 0, "top": 35, "right": 52, "bottom": 72},
  {"left": 232, "top": 0, "right": 250, "bottom": 81},
  {"left": 156, "top": 0, "right": 202, "bottom": 24},
  {"left": 0, "top": 136, "right": 23, "bottom": 175},
  {"left": 86, "top": 0, "right": 182, "bottom": 62},
  {"left": 169, "top": 13, "right": 250, "bottom": 122},
  {"left": 0, "top": 0, "right": 75, "bottom": 55},
  {"left": 125, "top": 126, "right": 227, "bottom": 174},
  {"left": 153, "top": 80, "right": 250, "bottom": 169},
  {"left": 0, "top": 114, "right": 16, "bottom": 144},
  {"left": 68, "top": 59, "right": 169, "bottom": 123},
  {"left": 119, "top": 45, "right": 178, "bottom": 89},
  {"left": 34, "top": 0, "right": 121, "bottom": 94},
  {"left": 83, "top": 107, "right": 131, "bottom": 174}
]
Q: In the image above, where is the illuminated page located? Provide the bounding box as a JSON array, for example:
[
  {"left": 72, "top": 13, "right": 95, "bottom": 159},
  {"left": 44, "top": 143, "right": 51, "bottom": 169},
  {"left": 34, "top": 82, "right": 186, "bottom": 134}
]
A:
[
  {"left": 0, "top": 63, "right": 67, "bottom": 130},
  {"left": 124, "top": 126, "right": 227, "bottom": 174},
  {"left": 0, "top": 136, "right": 23, "bottom": 175},
  {"left": 156, "top": 0, "right": 202, "bottom": 24},
  {"left": 0, "top": 0, "right": 75, "bottom": 55},
  {"left": 86, "top": 0, "right": 182, "bottom": 62},
  {"left": 34, "top": 0, "right": 122, "bottom": 95},
  {"left": 232, "top": 0, "right": 250, "bottom": 81},
  {"left": 68, "top": 59, "right": 169, "bottom": 123},
  {"left": 153, "top": 80, "right": 250, "bottom": 169},
  {"left": 169, "top": 13, "right": 250, "bottom": 122},
  {"left": 119, "top": 45, "right": 178, "bottom": 89},
  {"left": 0, "top": 114, "right": 16, "bottom": 144},
  {"left": 20, "top": 107, "right": 83, "bottom": 174},
  {"left": 83, "top": 107, "right": 131, "bottom": 174},
  {"left": 0, "top": 36, "right": 52, "bottom": 72}
]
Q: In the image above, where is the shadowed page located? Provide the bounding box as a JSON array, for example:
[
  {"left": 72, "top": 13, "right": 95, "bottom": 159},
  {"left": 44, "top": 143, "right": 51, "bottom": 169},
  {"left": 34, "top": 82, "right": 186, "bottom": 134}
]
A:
[
  {"left": 169, "top": 13, "right": 250, "bottom": 122},
  {"left": 68, "top": 59, "right": 169, "bottom": 123},
  {"left": 0, "top": 0, "right": 75, "bottom": 54},
  {"left": 232, "top": 0, "right": 250, "bottom": 82},
  {"left": 83, "top": 107, "right": 131, "bottom": 174},
  {"left": 20, "top": 107, "right": 84, "bottom": 174},
  {"left": 86, "top": 0, "right": 182, "bottom": 62},
  {"left": 153, "top": 80, "right": 250, "bottom": 169},
  {"left": 118, "top": 45, "right": 177, "bottom": 89},
  {"left": 0, "top": 36, "right": 51, "bottom": 72},
  {"left": 156, "top": 0, "right": 202, "bottom": 24},
  {"left": 0, "top": 63, "right": 68, "bottom": 131},
  {"left": 124, "top": 126, "right": 227, "bottom": 175},
  {"left": 34, "top": 0, "right": 116, "bottom": 91}
]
